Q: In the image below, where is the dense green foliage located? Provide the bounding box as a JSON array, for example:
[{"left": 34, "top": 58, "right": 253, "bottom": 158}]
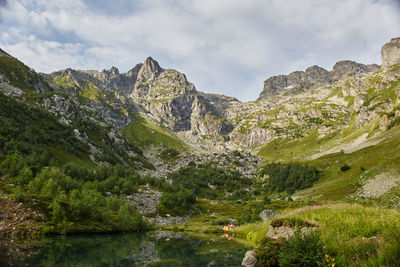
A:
[
  {"left": 0, "top": 154, "right": 150, "bottom": 233},
  {"left": 156, "top": 163, "right": 252, "bottom": 215},
  {"left": 0, "top": 93, "right": 88, "bottom": 160},
  {"left": 0, "top": 52, "right": 52, "bottom": 92},
  {"left": 259, "top": 163, "right": 320, "bottom": 194},
  {"left": 255, "top": 231, "right": 326, "bottom": 267},
  {"left": 0, "top": 93, "right": 151, "bottom": 234},
  {"left": 278, "top": 231, "right": 325, "bottom": 267}
]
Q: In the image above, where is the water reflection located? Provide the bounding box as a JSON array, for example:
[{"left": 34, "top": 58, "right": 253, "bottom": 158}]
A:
[{"left": 15, "top": 231, "right": 250, "bottom": 266}]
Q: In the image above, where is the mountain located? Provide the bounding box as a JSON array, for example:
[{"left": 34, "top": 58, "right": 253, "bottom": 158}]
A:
[
  {"left": 257, "top": 61, "right": 380, "bottom": 100},
  {"left": 1, "top": 36, "right": 400, "bottom": 240},
  {"left": 1, "top": 36, "right": 399, "bottom": 177},
  {"left": 1, "top": 37, "right": 400, "bottom": 266}
]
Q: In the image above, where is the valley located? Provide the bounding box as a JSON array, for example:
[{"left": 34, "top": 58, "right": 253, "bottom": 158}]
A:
[{"left": 0, "top": 37, "right": 400, "bottom": 266}]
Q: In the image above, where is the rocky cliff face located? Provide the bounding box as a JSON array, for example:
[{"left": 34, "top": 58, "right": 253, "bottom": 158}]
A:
[
  {"left": 382, "top": 37, "right": 400, "bottom": 68},
  {"left": 1, "top": 37, "right": 399, "bottom": 157},
  {"left": 258, "top": 61, "right": 379, "bottom": 101},
  {"left": 51, "top": 63, "right": 143, "bottom": 97},
  {"left": 129, "top": 57, "right": 233, "bottom": 136}
]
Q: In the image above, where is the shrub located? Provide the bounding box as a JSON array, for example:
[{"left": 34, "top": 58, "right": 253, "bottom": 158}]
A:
[
  {"left": 340, "top": 164, "right": 350, "bottom": 172},
  {"left": 278, "top": 230, "right": 325, "bottom": 267},
  {"left": 270, "top": 217, "right": 316, "bottom": 228},
  {"left": 255, "top": 237, "right": 285, "bottom": 266}
]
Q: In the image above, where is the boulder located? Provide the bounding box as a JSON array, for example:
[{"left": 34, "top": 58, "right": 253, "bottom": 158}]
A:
[{"left": 242, "top": 250, "right": 257, "bottom": 267}]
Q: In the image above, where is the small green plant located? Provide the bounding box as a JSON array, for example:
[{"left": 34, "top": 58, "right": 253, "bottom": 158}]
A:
[{"left": 278, "top": 230, "right": 325, "bottom": 267}]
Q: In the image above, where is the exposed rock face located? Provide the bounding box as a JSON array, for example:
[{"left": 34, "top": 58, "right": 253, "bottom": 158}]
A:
[
  {"left": 52, "top": 63, "right": 143, "bottom": 96},
  {"left": 129, "top": 57, "right": 233, "bottom": 136},
  {"left": 382, "top": 37, "right": 400, "bottom": 67},
  {"left": 258, "top": 61, "right": 379, "bottom": 100},
  {"left": 331, "top": 61, "right": 379, "bottom": 80}
]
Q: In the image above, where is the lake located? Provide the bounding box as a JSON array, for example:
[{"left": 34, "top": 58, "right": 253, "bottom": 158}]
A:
[{"left": 3, "top": 231, "right": 251, "bottom": 266}]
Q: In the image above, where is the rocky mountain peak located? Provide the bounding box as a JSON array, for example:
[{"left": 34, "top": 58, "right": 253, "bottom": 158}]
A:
[
  {"left": 382, "top": 37, "right": 400, "bottom": 67},
  {"left": 258, "top": 60, "right": 380, "bottom": 101},
  {"left": 330, "top": 60, "right": 379, "bottom": 80},
  {"left": 126, "top": 64, "right": 143, "bottom": 77},
  {"left": 103, "top": 66, "right": 119, "bottom": 76},
  {"left": 139, "top": 57, "right": 163, "bottom": 81}
]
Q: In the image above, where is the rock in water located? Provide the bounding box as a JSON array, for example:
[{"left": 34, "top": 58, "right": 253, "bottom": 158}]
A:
[
  {"left": 242, "top": 250, "right": 257, "bottom": 267},
  {"left": 382, "top": 37, "right": 400, "bottom": 67}
]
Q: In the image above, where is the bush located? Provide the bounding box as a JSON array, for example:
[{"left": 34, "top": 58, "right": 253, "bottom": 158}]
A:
[
  {"left": 255, "top": 237, "right": 285, "bottom": 267},
  {"left": 278, "top": 230, "right": 325, "bottom": 267},
  {"left": 340, "top": 164, "right": 350, "bottom": 172},
  {"left": 270, "top": 217, "right": 316, "bottom": 228}
]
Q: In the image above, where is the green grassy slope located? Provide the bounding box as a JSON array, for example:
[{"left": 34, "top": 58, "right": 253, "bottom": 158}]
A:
[
  {"left": 121, "top": 113, "right": 189, "bottom": 152},
  {"left": 0, "top": 50, "right": 52, "bottom": 92}
]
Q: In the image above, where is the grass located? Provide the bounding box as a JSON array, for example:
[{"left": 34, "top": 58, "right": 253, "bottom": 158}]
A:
[
  {"left": 52, "top": 76, "right": 75, "bottom": 89},
  {"left": 295, "top": 124, "right": 400, "bottom": 201},
  {"left": 121, "top": 113, "right": 189, "bottom": 152},
  {"left": 232, "top": 202, "right": 400, "bottom": 265},
  {"left": 0, "top": 52, "right": 51, "bottom": 92},
  {"left": 275, "top": 203, "right": 400, "bottom": 266},
  {"left": 234, "top": 221, "right": 270, "bottom": 244},
  {"left": 79, "top": 82, "right": 104, "bottom": 101}
]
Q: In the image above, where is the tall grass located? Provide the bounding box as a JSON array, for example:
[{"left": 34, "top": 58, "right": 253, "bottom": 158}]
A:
[
  {"left": 234, "top": 221, "right": 270, "bottom": 245},
  {"left": 276, "top": 203, "right": 400, "bottom": 266}
]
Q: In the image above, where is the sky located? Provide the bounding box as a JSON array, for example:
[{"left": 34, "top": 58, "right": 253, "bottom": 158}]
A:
[{"left": 0, "top": 0, "right": 399, "bottom": 101}]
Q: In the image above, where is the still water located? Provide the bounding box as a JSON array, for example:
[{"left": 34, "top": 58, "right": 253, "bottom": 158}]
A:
[{"left": 9, "top": 231, "right": 251, "bottom": 266}]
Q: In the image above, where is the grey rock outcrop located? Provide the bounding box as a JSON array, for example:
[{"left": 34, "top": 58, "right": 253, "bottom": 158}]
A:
[
  {"left": 382, "top": 37, "right": 400, "bottom": 67},
  {"left": 51, "top": 63, "right": 143, "bottom": 96},
  {"left": 258, "top": 61, "right": 379, "bottom": 100},
  {"left": 129, "top": 57, "right": 233, "bottom": 137},
  {"left": 330, "top": 61, "right": 379, "bottom": 80}
]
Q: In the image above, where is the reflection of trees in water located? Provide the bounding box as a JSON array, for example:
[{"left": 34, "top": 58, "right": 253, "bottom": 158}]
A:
[
  {"left": 0, "top": 239, "right": 41, "bottom": 266},
  {"left": 26, "top": 233, "right": 146, "bottom": 266},
  {"left": 21, "top": 232, "right": 250, "bottom": 266}
]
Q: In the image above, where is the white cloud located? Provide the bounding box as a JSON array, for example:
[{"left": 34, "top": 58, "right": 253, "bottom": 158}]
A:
[{"left": 0, "top": 0, "right": 399, "bottom": 101}]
